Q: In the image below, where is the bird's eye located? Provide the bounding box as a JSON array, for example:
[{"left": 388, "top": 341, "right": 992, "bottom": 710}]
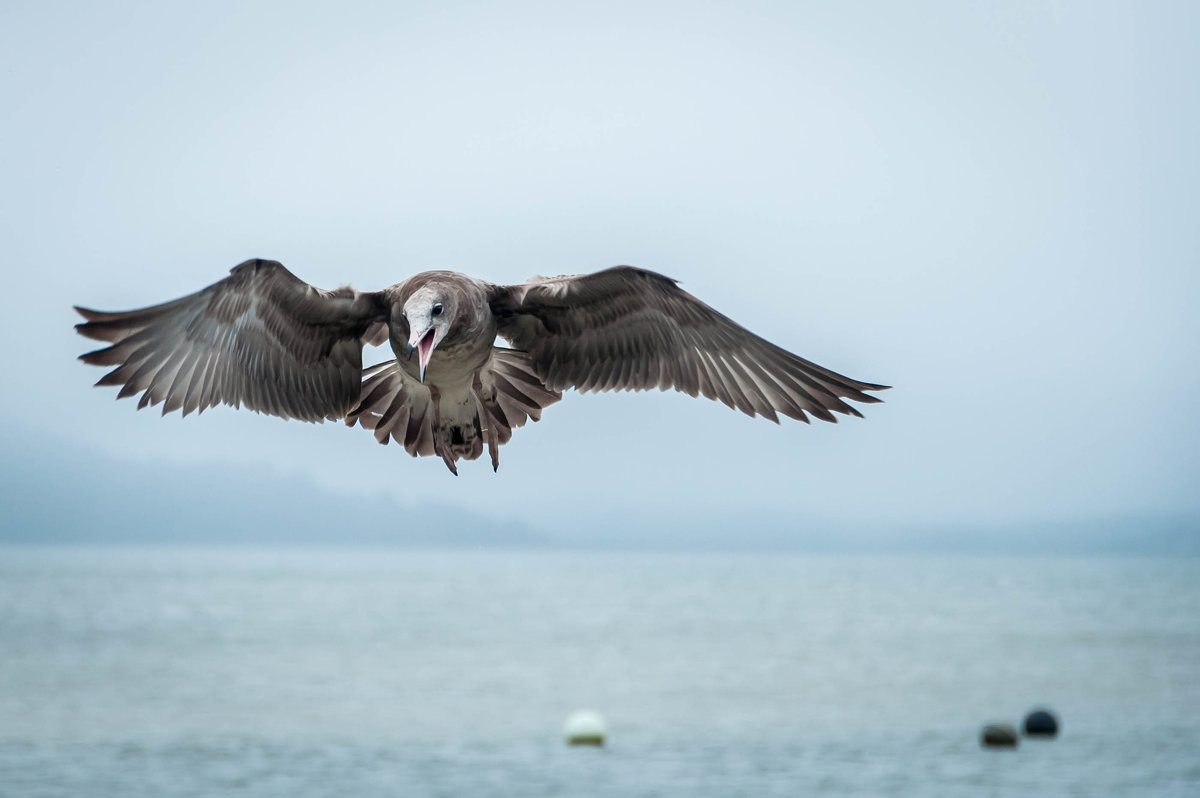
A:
[{"left": 431, "top": 303, "right": 443, "bottom": 317}]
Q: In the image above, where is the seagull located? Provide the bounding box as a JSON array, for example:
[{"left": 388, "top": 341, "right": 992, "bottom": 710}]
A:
[{"left": 76, "top": 258, "right": 889, "bottom": 474}]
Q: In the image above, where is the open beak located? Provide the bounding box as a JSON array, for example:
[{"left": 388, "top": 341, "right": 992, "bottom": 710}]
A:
[{"left": 409, "top": 328, "right": 438, "bottom": 382}]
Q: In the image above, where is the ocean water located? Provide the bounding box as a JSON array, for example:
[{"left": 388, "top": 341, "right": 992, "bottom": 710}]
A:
[{"left": 0, "top": 547, "right": 1197, "bottom": 797}]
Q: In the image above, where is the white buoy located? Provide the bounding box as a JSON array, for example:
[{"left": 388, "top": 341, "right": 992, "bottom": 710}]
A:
[{"left": 564, "top": 710, "right": 607, "bottom": 746}]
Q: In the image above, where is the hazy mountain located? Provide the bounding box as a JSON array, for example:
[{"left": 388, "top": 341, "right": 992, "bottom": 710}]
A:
[
  {"left": 1, "top": 424, "right": 1195, "bottom": 554},
  {"left": 0, "top": 426, "right": 540, "bottom": 547},
  {"left": 542, "top": 507, "right": 1200, "bottom": 556}
]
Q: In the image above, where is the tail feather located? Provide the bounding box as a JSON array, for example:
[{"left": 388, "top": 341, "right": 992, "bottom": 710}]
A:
[
  {"left": 344, "top": 349, "right": 562, "bottom": 471},
  {"left": 490, "top": 349, "right": 561, "bottom": 425}
]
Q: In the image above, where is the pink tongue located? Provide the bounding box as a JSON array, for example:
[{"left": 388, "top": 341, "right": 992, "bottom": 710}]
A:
[
  {"left": 418, "top": 329, "right": 436, "bottom": 356},
  {"left": 417, "top": 330, "right": 436, "bottom": 374}
]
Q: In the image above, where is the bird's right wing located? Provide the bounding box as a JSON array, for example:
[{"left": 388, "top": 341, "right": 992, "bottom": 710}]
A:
[{"left": 75, "top": 258, "right": 390, "bottom": 421}]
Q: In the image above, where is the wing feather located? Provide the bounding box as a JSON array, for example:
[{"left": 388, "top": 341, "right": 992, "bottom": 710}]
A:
[
  {"left": 75, "top": 258, "right": 390, "bottom": 422},
  {"left": 489, "top": 266, "right": 888, "bottom": 423}
]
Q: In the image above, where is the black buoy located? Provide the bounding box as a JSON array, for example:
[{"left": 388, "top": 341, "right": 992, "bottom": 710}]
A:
[
  {"left": 1023, "top": 708, "right": 1059, "bottom": 738},
  {"left": 981, "top": 723, "right": 1019, "bottom": 748}
]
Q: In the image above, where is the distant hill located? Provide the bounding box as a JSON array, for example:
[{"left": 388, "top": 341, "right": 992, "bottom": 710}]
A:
[
  {"left": 540, "top": 508, "right": 1200, "bottom": 556},
  {"left": 0, "top": 427, "right": 541, "bottom": 547},
  {"left": 2, "top": 424, "right": 1196, "bottom": 554}
]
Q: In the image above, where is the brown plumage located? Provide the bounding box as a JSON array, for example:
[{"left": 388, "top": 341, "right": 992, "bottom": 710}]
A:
[{"left": 76, "top": 258, "right": 889, "bottom": 473}]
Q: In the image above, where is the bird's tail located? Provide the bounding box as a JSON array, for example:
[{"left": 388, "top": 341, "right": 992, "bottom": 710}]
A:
[
  {"left": 344, "top": 349, "right": 561, "bottom": 473},
  {"left": 484, "top": 348, "right": 563, "bottom": 439}
]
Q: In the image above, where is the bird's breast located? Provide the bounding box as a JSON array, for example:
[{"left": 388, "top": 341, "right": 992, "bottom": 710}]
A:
[{"left": 393, "top": 326, "right": 493, "bottom": 388}]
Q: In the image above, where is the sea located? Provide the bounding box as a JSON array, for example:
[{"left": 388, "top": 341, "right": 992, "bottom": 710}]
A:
[{"left": 0, "top": 547, "right": 1197, "bottom": 797}]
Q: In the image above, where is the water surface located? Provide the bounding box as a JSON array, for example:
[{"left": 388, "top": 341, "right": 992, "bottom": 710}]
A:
[{"left": 1, "top": 547, "right": 1197, "bottom": 796}]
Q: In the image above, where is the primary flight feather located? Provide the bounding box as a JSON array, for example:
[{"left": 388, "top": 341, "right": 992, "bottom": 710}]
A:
[{"left": 75, "top": 259, "right": 889, "bottom": 474}]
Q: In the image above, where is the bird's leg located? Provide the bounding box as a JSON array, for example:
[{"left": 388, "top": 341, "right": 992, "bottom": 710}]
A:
[
  {"left": 472, "top": 373, "right": 500, "bottom": 472},
  {"left": 428, "top": 385, "right": 458, "bottom": 476}
]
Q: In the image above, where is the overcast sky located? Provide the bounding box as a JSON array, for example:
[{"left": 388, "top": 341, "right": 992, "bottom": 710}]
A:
[{"left": 2, "top": 1, "right": 1197, "bottom": 539}]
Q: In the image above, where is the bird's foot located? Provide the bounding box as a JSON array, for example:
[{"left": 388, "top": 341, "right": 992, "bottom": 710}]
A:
[
  {"left": 428, "top": 386, "right": 459, "bottom": 476},
  {"left": 472, "top": 374, "right": 500, "bottom": 472}
]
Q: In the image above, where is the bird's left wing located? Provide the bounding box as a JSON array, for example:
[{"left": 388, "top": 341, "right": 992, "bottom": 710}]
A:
[
  {"left": 76, "top": 258, "right": 390, "bottom": 421},
  {"left": 488, "top": 266, "right": 888, "bottom": 423}
]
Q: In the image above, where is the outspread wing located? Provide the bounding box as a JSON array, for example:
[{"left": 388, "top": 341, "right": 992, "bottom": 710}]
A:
[
  {"left": 75, "top": 258, "right": 390, "bottom": 421},
  {"left": 488, "top": 266, "right": 888, "bottom": 423}
]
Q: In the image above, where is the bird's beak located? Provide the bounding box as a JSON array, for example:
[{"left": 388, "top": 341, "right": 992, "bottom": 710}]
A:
[{"left": 408, "top": 328, "right": 438, "bottom": 382}]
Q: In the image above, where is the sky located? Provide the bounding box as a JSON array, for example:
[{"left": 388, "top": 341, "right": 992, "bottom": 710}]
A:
[{"left": 1, "top": 1, "right": 1197, "bottom": 542}]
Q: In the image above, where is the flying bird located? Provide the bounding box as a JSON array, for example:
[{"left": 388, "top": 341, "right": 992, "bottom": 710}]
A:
[{"left": 75, "top": 259, "right": 888, "bottom": 474}]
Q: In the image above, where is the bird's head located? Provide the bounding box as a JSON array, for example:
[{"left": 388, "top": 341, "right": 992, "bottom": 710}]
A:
[{"left": 402, "top": 286, "right": 457, "bottom": 382}]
